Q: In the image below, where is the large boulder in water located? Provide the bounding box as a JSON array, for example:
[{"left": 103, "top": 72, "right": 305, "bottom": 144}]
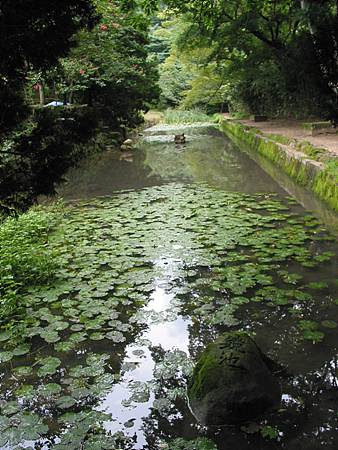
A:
[{"left": 188, "top": 332, "right": 281, "bottom": 426}]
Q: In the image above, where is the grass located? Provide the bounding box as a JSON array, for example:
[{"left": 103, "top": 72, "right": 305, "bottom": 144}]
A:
[
  {"left": 302, "top": 121, "right": 332, "bottom": 131},
  {"left": 295, "top": 141, "right": 327, "bottom": 161},
  {"left": 0, "top": 204, "right": 62, "bottom": 322},
  {"left": 324, "top": 158, "right": 338, "bottom": 183},
  {"left": 163, "top": 108, "right": 212, "bottom": 124},
  {"left": 143, "top": 110, "right": 164, "bottom": 125},
  {"left": 266, "top": 133, "right": 292, "bottom": 145}
]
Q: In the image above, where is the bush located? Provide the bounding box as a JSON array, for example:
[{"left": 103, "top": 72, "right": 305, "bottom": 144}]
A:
[
  {"left": 163, "top": 108, "right": 212, "bottom": 124},
  {"left": 0, "top": 206, "right": 60, "bottom": 321},
  {"left": 0, "top": 106, "right": 99, "bottom": 213}
]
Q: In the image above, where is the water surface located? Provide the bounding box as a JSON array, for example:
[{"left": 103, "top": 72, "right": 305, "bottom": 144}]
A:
[{"left": 1, "top": 125, "right": 338, "bottom": 450}]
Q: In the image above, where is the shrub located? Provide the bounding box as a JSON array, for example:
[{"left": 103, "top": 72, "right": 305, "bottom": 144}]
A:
[
  {"left": 0, "top": 206, "right": 60, "bottom": 321},
  {"left": 163, "top": 108, "right": 212, "bottom": 124}
]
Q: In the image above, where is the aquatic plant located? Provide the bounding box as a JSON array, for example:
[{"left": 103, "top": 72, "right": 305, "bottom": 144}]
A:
[{"left": 0, "top": 183, "right": 337, "bottom": 448}]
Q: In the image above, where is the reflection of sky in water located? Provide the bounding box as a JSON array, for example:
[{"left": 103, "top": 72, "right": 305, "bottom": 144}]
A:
[
  {"left": 98, "top": 258, "right": 191, "bottom": 448},
  {"left": 145, "top": 318, "right": 190, "bottom": 353}
]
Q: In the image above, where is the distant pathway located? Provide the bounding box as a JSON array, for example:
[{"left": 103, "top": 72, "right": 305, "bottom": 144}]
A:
[{"left": 224, "top": 115, "right": 338, "bottom": 155}]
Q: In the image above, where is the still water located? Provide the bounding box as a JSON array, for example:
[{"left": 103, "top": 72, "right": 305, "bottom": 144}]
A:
[{"left": 1, "top": 124, "right": 338, "bottom": 449}]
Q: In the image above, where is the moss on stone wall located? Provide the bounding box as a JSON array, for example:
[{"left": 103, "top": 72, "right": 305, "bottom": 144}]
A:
[
  {"left": 220, "top": 120, "right": 338, "bottom": 212},
  {"left": 313, "top": 168, "right": 338, "bottom": 212}
]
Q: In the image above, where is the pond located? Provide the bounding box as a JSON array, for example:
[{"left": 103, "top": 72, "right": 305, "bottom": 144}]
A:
[{"left": 1, "top": 124, "right": 338, "bottom": 449}]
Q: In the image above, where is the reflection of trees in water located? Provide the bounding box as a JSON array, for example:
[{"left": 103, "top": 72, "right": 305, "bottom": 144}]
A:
[
  {"left": 57, "top": 149, "right": 161, "bottom": 199},
  {"left": 277, "top": 359, "right": 338, "bottom": 450},
  {"left": 187, "top": 322, "right": 219, "bottom": 361},
  {"left": 143, "top": 137, "right": 283, "bottom": 194},
  {"left": 142, "top": 344, "right": 199, "bottom": 450},
  {"left": 139, "top": 311, "right": 338, "bottom": 449},
  {"left": 155, "top": 251, "right": 338, "bottom": 448}
]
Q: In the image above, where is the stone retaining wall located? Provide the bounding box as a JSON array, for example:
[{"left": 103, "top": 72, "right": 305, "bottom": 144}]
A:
[{"left": 220, "top": 120, "right": 338, "bottom": 212}]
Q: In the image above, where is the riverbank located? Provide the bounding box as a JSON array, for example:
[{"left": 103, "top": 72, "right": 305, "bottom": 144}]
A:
[{"left": 220, "top": 118, "right": 338, "bottom": 212}]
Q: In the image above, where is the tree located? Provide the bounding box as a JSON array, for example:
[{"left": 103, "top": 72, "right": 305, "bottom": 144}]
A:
[
  {"left": 0, "top": 0, "right": 98, "bottom": 133},
  {"left": 0, "top": 0, "right": 160, "bottom": 212},
  {"left": 143, "top": 0, "right": 338, "bottom": 118},
  {"left": 42, "top": 0, "right": 160, "bottom": 131}
]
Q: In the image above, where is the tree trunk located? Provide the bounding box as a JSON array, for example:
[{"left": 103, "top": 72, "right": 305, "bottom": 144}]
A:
[
  {"left": 299, "top": 0, "right": 316, "bottom": 34},
  {"left": 38, "top": 83, "right": 45, "bottom": 105}
]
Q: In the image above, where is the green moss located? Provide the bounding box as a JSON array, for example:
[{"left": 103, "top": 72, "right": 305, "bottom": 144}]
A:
[
  {"left": 188, "top": 331, "right": 249, "bottom": 400},
  {"left": 188, "top": 349, "right": 219, "bottom": 400},
  {"left": 220, "top": 120, "right": 338, "bottom": 212},
  {"left": 265, "top": 133, "right": 291, "bottom": 145},
  {"left": 324, "top": 158, "right": 338, "bottom": 183},
  {"left": 302, "top": 121, "right": 331, "bottom": 131},
  {"left": 313, "top": 167, "right": 338, "bottom": 211},
  {"left": 295, "top": 141, "right": 327, "bottom": 161}
]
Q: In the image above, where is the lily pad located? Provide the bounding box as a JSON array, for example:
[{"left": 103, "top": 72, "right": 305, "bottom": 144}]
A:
[
  {"left": 302, "top": 330, "right": 325, "bottom": 343},
  {"left": 12, "top": 343, "right": 30, "bottom": 356},
  {"left": 321, "top": 320, "right": 337, "bottom": 329},
  {"left": 307, "top": 282, "right": 329, "bottom": 290},
  {"left": 40, "top": 329, "right": 60, "bottom": 343},
  {"left": 56, "top": 396, "right": 76, "bottom": 409},
  {"left": 37, "top": 356, "right": 62, "bottom": 376},
  {"left": 39, "top": 382, "right": 62, "bottom": 397},
  {"left": 13, "top": 366, "right": 33, "bottom": 377},
  {"left": 0, "top": 331, "right": 12, "bottom": 342}
]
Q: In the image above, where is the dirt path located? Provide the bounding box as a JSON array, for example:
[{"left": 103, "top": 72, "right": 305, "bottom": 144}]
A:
[{"left": 234, "top": 118, "right": 338, "bottom": 156}]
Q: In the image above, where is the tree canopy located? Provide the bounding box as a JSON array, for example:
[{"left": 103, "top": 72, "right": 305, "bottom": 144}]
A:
[
  {"left": 146, "top": 0, "right": 338, "bottom": 118},
  {"left": 0, "top": 0, "right": 98, "bottom": 133},
  {"left": 54, "top": 1, "right": 159, "bottom": 130},
  {"left": 0, "top": 0, "right": 159, "bottom": 212}
]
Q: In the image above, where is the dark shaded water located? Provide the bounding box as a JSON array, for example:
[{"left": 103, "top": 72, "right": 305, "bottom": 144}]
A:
[
  {"left": 58, "top": 125, "right": 288, "bottom": 200},
  {"left": 1, "top": 124, "right": 338, "bottom": 449},
  {"left": 58, "top": 125, "right": 338, "bottom": 448}
]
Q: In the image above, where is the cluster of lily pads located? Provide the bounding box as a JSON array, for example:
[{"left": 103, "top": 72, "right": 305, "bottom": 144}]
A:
[{"left": 0, "top": 182, "right": 337, "bottom": 448}]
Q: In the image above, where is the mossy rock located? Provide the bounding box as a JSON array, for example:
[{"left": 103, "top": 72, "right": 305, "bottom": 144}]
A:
[{"left": 188, "top": 332, "right": 281, "bottom": 426}]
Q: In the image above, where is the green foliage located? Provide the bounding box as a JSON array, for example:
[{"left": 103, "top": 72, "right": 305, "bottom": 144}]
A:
[
  {"left": 181, "top": 65, "right": 229, "bottom": 113},
  {"left": 155, "top": 17, "right": 193, "bottom": 107},
  {"left": 159, "top": 56, "right": 192, "bottom": 107},
  {"left": 0, "top": 0, "right": 97, "bottom": 134},
  {"left": 0, "top": 206, "right": 60, "bottom": 320},
  {"left": 0, "top": 107, "right": 99, "bottom": 213},
  {"left": 150, "top": 1, "right": 338, "bottom": 119},
  {"left": 48, "top": 1, "right": 160, "bottom": 131},
  {"left": 163, "top": 108, "right": 212, "bottom": 124},
  {"left": 1, "top": 0, "right": 160, "bottom": 213},
  {"left": 167, "top": 438, "right": 217, "bottom": 449}
]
